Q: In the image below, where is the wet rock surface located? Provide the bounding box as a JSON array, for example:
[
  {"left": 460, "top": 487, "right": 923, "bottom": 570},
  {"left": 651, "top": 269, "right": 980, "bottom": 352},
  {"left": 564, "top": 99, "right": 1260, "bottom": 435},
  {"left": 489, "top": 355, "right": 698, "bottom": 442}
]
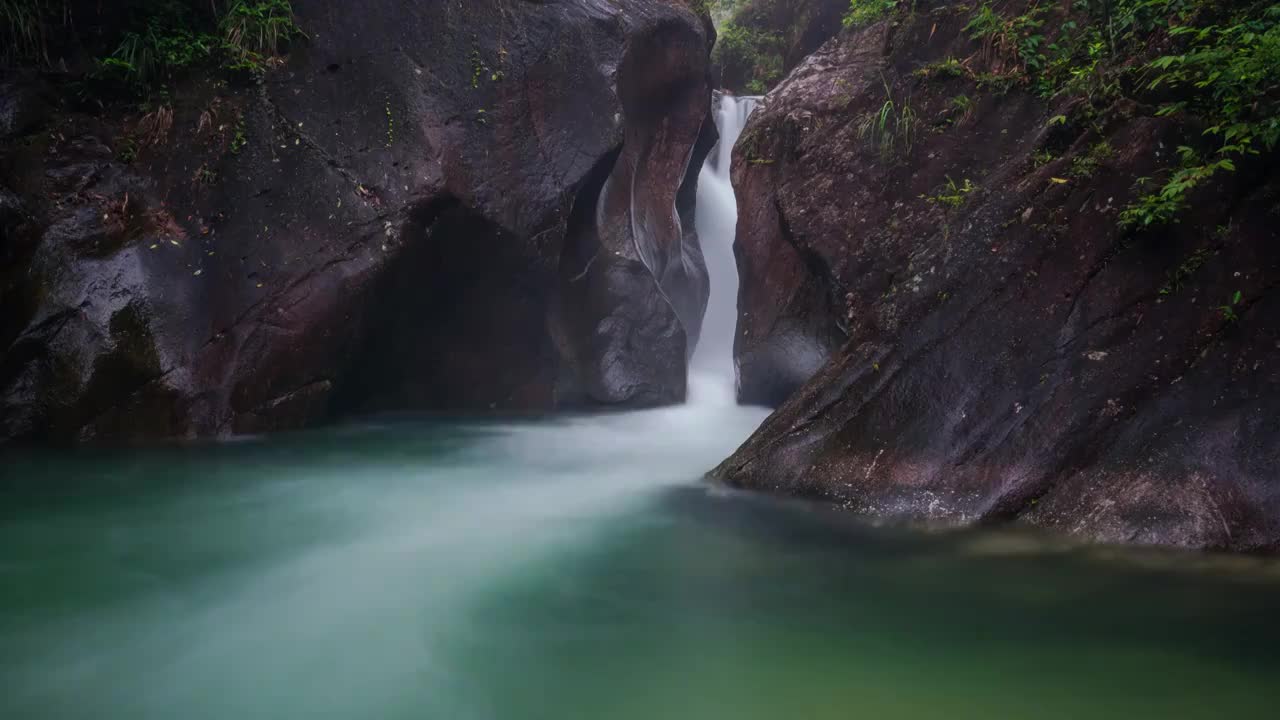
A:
[
  {"left": 716, "top": 3, "right": 1280, "bottom": 551},
  {"left": 553, "top": 16, "right": 715, "bottom": 407},
  {"left": 0, "top": 0, "right": 715, "bottom": 441}
]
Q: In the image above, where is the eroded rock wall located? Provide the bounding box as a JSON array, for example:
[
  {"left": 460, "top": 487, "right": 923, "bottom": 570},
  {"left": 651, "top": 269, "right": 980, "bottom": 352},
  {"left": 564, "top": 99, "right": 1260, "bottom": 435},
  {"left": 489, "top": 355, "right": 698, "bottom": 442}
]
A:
[
  {"left": 0, "top": 0, "right": 715, "bottom": 441},
  {"left": 716, "top": 2, "right": 1280, "bottom": 551}
]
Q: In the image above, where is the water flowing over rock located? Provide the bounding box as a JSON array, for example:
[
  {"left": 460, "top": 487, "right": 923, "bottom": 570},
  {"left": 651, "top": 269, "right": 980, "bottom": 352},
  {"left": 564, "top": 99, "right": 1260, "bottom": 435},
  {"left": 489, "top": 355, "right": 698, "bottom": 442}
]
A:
[
  {"left": 0, "top": 0, "right": 715, "bottom": 441},
  {"left": 715, "top": 3, "right": 1280, "bottom": 552},
  {"left": 692, "top": 92, "right": 759, "bottom": 405}
]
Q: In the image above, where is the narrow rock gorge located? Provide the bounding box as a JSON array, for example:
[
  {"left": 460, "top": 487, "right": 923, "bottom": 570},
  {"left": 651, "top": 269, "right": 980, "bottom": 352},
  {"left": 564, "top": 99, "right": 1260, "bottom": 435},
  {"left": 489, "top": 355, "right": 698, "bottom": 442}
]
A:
[
  {"left": 5, "top": 2, "right": 1280, "bottom": 717},
  {"left": 1, "top": 0, "right": 1278, "bottom": 554}
]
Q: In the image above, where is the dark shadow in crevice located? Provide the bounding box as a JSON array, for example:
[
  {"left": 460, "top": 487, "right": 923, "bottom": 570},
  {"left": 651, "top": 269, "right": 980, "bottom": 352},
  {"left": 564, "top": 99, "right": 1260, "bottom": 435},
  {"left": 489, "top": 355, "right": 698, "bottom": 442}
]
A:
[{"left": 330, "top": 195, "right": 559, "bottom": 417}]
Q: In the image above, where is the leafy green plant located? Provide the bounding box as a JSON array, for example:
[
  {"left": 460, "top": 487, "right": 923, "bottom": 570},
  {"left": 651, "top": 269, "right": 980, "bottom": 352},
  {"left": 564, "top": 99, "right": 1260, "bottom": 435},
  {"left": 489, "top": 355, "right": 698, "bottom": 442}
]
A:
[
  {"left": 844, "top": 0, "right": 897, "bottom": 28},
  {"left": 1158, "top": 247, "right": 1211, "bottom": 296},
  {"left": 1, "top": 0, "right": 51, "bottom": 62},
  {"left": 965, "top": 2, "right": 1047, "bottom": 75},
  {"left": 950, "top": 93, "right": 974, "bottom": 118},
  {"left": 385, "top": 99, "right": 395, "bottom": 147},
  {"left": 913, "top": 56, "right": 969, "bottom": 80},
  {"left": 116, "top": 134, "right": 139, "bottom": 164},
  {"left": 91, "top": 1, "right": 302, "bottom": 93},
  {"left": 974, "top": 71, "right": 1019, "bottom": 94},
  {"left": 1120, "top": 145, "right": 1238, "bottom": 228},
  {"left": 98, "top": 4, "right": 218, "bottom": 85},
  {"left": 857, "top": 77, "right": 916, "bottom": 159},
  {"left": 221, "top": 0, "right": 301, "bottom": 56},
  {"left": 925, "top": 176, "right": 977, "bottom": 210},
  {"left": 1220, "top": 290, "right": 1244, "bottom": 323},
  {"left": 1069, "top": 140, "right": 1114, "bottom": 178},
  {"left": 714, "top": 21, "right": 785, "bottom": 94},
  {"left": 230, "top": 115, "right": 248, "bottom": 154},
  {"left": 468, "top": 39, "right": 501, "bottom": 90},
  {"left": 1123, "top": 3, "right": 1280, "bottom": 227},
  {"left": 952, "top": 2, "right": 1278, "bottom": 230},
  {"left": 194, "top": 164, "right": 218, "bottom": 185}
]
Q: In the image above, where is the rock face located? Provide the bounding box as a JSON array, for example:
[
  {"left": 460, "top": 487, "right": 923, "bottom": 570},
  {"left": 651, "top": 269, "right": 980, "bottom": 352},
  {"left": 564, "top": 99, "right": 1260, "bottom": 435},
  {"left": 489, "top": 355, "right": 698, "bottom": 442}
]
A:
[
  {"left": 716, "top": 3, "right": 1280, "bottom": 551},
  {"left": 0, "top": 0, "right": 715, "bottom": 442},
  {"left": 554, "top": 14, "right": 714, "bottom": 406}
]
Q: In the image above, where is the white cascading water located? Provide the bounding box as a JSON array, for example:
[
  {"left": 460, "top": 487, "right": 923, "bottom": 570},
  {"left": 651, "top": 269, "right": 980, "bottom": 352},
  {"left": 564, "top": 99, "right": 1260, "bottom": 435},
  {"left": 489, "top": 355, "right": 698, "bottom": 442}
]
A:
[{"left": 689, "top": 93, "right": 760, "bottom": 405}]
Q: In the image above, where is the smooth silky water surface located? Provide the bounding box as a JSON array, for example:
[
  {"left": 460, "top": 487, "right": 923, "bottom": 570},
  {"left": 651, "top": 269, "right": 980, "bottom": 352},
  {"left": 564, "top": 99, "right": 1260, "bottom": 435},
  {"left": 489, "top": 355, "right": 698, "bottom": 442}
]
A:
[{"left": 4, "top": 93, "right": 1280, "bottom": 719}]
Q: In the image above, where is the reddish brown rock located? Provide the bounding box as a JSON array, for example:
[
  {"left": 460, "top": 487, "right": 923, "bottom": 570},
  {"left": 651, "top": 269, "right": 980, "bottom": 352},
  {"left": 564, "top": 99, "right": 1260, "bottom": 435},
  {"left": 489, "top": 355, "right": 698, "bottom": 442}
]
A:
[
  {"left": 0, "top": 0, "right": 716, "bottom": 441},
  {"left": 716, "top": 3, "right": 1280, "bottom": 551}
]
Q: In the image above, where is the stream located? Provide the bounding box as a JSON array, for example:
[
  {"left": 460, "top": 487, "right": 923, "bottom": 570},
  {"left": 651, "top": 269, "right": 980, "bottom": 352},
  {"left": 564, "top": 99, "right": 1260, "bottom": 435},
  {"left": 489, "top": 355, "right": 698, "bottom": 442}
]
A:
[{"left": 2, "top": 96, "right": 1279, "bottom": 720}]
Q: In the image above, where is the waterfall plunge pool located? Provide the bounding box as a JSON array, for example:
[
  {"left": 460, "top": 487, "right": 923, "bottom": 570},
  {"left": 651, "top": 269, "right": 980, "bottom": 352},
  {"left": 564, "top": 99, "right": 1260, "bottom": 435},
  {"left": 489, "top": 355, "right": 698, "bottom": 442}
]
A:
[
  {"left": 4, "top": 412, "right": 1280, "bottom": 719},
  {"left": 4, "top": 94, "right": 1280, "bottom": 719}
]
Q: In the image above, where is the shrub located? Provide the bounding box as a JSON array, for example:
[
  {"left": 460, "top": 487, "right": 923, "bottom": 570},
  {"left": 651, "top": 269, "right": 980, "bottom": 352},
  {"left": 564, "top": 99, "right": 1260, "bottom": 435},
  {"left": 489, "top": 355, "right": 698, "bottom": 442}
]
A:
[
  {"left": 0, "top": 0, "right": 48, "bottom": 63},
  {"left": 221, "top": 0, "right": 302, "bottom": 58},
  {"left": 95, "top": 1, "right": 303, "bottom": 93},
  {"left": 1127, "top": 3, "right": 1280, "bottom": 226},
  {"left": 714, "top": 21, "right": 784, "bottom": 93},
  {"left": 844, "top": 0, "right": 897, "bottom": 29}
]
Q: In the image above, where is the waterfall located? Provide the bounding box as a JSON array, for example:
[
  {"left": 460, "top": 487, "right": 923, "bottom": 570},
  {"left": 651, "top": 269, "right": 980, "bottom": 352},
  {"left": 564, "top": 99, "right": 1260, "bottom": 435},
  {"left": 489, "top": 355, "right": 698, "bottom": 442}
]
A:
[{"left": 690, "top": 93, "right": 760, "bottom": 406}]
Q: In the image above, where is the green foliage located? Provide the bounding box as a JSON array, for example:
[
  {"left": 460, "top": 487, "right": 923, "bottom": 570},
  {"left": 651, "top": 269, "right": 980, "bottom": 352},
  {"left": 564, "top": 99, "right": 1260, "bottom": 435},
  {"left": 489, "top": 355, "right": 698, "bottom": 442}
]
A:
[
  {"left": 1220, "top": 290, "right": 1244, "bottom": 323},
  {"left": 1069, "top": 139, "right": 1114, "bottom": 178},
  {"left": 714, "top": 21, "right": 784, "bottom": 93},
  {"left": 965, "top": 2, "right": 1048, "bottom": 75},
  {"left": 858, "top": 77, "right": 916, "bottom": 159},
  {"left": 385, "top": 99, "right": 395, "bottom": 147},
  {"left": 947, "top": 93, "right": 975, "bottom": 125},
  {"left": 101, "top": 4, "right": 218, "bottom": 85},
  {"left": 974, "top": 70, "right": 1019, "bottom": 94},
  {"left": 1119, "top": 146, "right": 1236, "bottom": 228},
  {"left": 87, "top": 1, "right": 301, "bottom": 94},
  {"left": 1159, "top": 247, "right": 1211, "bottom": 296},
  {"left": 843, "top": 0, "right": 897, "bottom": 28},
  {"left": 220, "top": 0, "right": 303, "bottom": 69},
  {"left": 914, "top": 56, "right": 969, "bottom": 81},
  {"left": 708, "top": 0, "right": 743, "bottom": 28},
  {"left": 1128, "top": 3, "right": 1280, "bottom": 227},
  {"left": 1, "top": 0, "right": 50, "bottom": 63},
  {"left": 925, "top": 176, "right": 978, "bottom": 210},
  {"left": 745, "top": 53, "right": 783, "bottom": 94},
  {"left": 956, "top": 1, "right": 1279, "bottom": 230},
  {"left": 230, "top": 115, "right": 248, "bottom": 154},
  {"left": 964, "top": 3, "right": 1003, "bottom": 39},
  {"left": 116, "top": 134, "right": 140, "bottom": 164},
  {"left": 468, "top": 37, "right": 506, "bottom": 90}
]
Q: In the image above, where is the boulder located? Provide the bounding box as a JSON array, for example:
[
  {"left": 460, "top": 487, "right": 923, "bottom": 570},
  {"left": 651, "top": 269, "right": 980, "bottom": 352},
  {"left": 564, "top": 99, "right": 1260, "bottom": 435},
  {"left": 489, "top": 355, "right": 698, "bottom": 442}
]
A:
[{"left": 716, "top": 3, "right": 1280, "bottom": 551}]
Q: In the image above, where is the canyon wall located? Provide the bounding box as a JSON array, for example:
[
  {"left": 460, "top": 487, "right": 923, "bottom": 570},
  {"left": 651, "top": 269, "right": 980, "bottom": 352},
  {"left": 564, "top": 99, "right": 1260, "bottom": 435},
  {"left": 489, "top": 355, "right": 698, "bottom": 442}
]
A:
[
  {"left": 716, "top": 1, "right": 1280, "bottom": 551},
  {"left": 0, "top": 0, "right": 716, "bottom": 441}
]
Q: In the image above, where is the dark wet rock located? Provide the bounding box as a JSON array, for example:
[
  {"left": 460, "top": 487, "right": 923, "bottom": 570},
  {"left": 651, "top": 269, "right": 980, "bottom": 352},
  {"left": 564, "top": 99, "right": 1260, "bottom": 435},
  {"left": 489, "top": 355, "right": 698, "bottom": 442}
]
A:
[
  {"left": 0, "top": 77, "right": 48, "bottom": 141},
  {"left": 1, "top": 0, "right": 715, "bottom": 442},
  {"left": 553, "top": 18, "right": 715, "bottom": 406},
  {"left": 716, "top": 3, "right": 1280, "bottom": 552}
]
